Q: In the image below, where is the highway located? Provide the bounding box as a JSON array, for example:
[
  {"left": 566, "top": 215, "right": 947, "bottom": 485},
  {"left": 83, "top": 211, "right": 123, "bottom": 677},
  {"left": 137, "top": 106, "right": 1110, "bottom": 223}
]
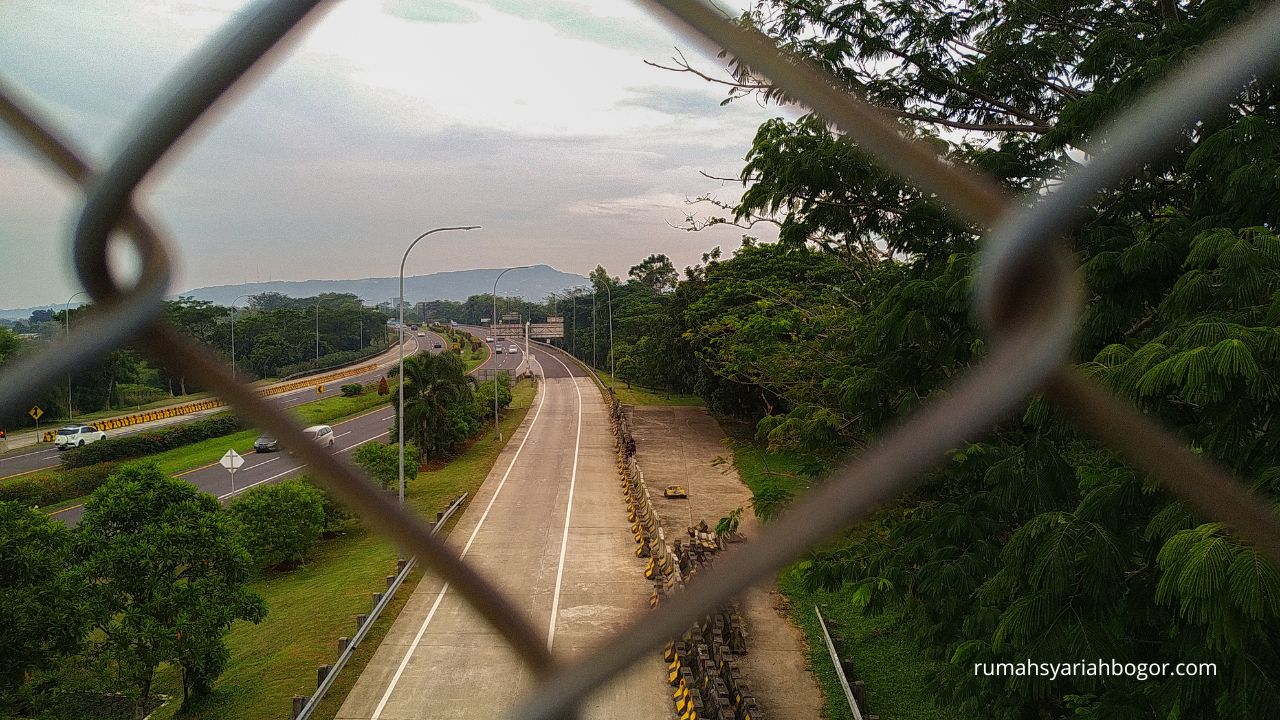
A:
[
  {"left": 0, "top": 332, "right": 432, "bottom": 482},
  {"left": 38, "top": 329, "right": 449, "bottom": 525},
  {"left": 336, "top": 341, "right": 670, "bottom": 719}
]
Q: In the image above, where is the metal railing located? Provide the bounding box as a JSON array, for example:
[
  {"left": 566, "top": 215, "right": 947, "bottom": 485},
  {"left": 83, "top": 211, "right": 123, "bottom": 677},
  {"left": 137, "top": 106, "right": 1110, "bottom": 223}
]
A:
[
  {"left": 293, "top": 492, "right": 468, "bottom": 720},
  {"left": 3, "top": 1, "right": 1280, "bottom": 718}
]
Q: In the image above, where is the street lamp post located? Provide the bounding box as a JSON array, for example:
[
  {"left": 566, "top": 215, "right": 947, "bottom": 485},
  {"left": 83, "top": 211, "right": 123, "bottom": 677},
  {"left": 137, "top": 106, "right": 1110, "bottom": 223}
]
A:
[
  {"left": 229, "top": 294, "right": 253, "bottom": 381},
  {"left": 493, "top": 266, "right": 530, "bottom": 440},
  {"left": 64, "top": 291, "right": 88, "bottom": 420},
  {"left": 594, "top": 282, "right": 615, "bottom": 390},
  {"left": 398, "top": 226, "right": 481, "bottom": 509}
]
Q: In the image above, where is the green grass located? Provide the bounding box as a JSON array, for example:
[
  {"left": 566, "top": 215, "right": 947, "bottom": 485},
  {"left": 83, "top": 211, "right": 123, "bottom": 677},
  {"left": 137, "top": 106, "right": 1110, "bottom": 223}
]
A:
[
  {"left": 724, "top": 423, "right": 958, "bottom": 720},
  {"left": 778, "top": 571, "right": 961, "bottom": 720},
  {"left": 146, "top": 379, "right": 538, "bottom": 720},
  {"left": 581, "top": 368, "right": 704, "bottom": 407}
]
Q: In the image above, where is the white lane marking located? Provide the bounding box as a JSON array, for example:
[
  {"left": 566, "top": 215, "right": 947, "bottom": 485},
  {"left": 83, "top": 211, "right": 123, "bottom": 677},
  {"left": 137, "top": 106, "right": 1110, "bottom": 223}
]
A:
[
  {"left": 338, "top": 436, "right": 383, "bottom": 454},
  {"left": 370, "top": 355, "right": 552, "bottom": 720},
  {"left": 334, "top": 431, "right": 352, "bottom": 439},
  {"left": 217, "top": 464, "right": 304, "bottom": 500},
  {"left": 542, "top": 350, "right": 582, "bottom": 651},
  {"left": 0, "top": 448, "right": 59, "bottom": 464}
]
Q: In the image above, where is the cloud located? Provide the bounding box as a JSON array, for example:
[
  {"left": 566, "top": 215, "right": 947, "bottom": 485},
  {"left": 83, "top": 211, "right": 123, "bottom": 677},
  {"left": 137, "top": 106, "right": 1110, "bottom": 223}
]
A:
[
  {"left": 486, "top": 0, "right": 672, "bottom": 53},
  {"left": 0, "top": 0, "right": 787, "bottom": 308},
  {"left": 383, "top": 0, "right": 480, "bottom": 24}
]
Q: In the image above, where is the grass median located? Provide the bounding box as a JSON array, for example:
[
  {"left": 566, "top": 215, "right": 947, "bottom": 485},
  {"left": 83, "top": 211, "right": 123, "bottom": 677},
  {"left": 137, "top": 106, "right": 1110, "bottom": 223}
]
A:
[
  {"left": 148, "top": 378, "right": 538, "bottom": 720},
  {"left": 586, "top": 368, "right": 703, "bottom": 406}
]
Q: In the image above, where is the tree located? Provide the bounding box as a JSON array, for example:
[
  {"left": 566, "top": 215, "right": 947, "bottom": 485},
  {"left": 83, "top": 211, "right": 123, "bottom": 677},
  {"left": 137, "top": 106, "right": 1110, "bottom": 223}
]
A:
[
  {"left": 228, "top": 480, "right": 326, "bottom": 571},
  {"left": 354, "top": 440, "right": 419, "bottom": 491},
  {"left": 75, "top": 463, "right": 265, "bottom": 715},
  {"left": 392, "top": 352, "right": 478, "bottom": 458},
  {"left": 0, "top": 502, "right": 85, "bottom": 711},
  {"left": 628, "top": 254, "right": 679, "bottom": 292}
]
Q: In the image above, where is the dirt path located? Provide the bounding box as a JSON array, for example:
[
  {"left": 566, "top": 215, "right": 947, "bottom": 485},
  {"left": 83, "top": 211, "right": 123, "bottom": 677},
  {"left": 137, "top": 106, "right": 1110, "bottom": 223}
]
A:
[{"left": 627, "top": 406, "right": 825, "bottom": 720}]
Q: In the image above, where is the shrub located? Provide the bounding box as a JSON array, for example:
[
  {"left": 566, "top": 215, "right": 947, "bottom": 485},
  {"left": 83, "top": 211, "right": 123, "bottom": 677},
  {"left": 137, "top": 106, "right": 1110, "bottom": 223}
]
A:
[
  {"left": 353, "top": 440, "right": 418, "bottom": 491},
  {"left": 228, "top": 480, "right": 325, "bottom": 571},
  {"left": 0, "top": 462, "right": 123, "bottom": 507},
  {"left": 60, "top": 414, "right": 243, "bottom": 469},
  {"left": 341, "top": 383, "right": 363, "bottom": 397},
  {"left": 473, "top": 375, "right": 512, "bottom": 419},
  {"left": 276, "top": 344, "right": 387, "bottom": 379}
]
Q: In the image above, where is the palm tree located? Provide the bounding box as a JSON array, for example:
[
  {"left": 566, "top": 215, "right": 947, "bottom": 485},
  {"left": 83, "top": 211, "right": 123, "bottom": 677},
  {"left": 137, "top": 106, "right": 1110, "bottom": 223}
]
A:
[{"left": 391, "top": 352, "right": 475, "bottom": 459}]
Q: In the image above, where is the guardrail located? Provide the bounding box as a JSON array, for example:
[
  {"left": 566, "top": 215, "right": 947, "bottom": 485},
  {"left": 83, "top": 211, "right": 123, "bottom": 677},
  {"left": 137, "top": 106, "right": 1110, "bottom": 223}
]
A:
[
  {"left": 4, "top": 1, "right": 1279, "bottom": 717},
  {"left": 291, "top": 491, "right": 468, "bottom": 720},
  {"left": 815, "top": 606, "right": 869, "bottom": 720},
  {"left": 37, "top": 362, "right": 379, "bottom": 442}
]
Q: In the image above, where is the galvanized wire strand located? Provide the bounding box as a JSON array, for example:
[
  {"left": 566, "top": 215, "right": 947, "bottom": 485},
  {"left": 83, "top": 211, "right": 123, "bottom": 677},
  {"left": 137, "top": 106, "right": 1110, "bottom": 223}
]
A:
[
  {"left": 976, "top": 0, "right": 1280, "bottom": 331},
  {"left": 73, "top": 0, "right": 326, "bottom": 302},
  {"left": 1048, "top": 369, "right": 1280, "bottom": 564},
  {"left": 514, "top": 317, "right": 1071, "bottom": 720},
  {"left": 0, "top": 0, "right": 559, "bottom": 678},
  {"left": 2, "top": 0, "right": 1279, "bottom": 717},
  {"left": 0, "top": 78, "right": 173, "bottom": 419},
  {"left": 644, "top": 0, "right": 1011, "bottom": 227},
  {"left": 139, "top": 322, "right": 557, "bottom": 674}
]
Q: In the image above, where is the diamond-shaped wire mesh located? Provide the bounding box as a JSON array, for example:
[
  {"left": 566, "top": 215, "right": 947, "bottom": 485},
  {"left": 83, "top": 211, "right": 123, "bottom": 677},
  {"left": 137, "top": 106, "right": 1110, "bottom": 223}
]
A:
[{"left": 3, "top": 1, "right": 1280, "bottom": 718}]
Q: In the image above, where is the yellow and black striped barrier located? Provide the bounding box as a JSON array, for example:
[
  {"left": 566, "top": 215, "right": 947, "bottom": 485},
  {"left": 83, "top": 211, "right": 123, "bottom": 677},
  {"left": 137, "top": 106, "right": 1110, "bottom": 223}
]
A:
[{"left": 34, "top": 363, "right": 384, "bottom": 441}]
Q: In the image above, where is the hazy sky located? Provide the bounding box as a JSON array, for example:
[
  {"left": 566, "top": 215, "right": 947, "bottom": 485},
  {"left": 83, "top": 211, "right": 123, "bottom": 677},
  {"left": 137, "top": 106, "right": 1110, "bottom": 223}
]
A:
[{"left": 0, "top": 0, "right": 787, "bottom": 309}]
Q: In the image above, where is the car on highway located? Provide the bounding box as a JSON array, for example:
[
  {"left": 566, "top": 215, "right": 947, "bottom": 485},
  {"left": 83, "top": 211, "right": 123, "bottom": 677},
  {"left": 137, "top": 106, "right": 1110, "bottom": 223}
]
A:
[
  {"left": 254, "top": 435, "right": 279, "bottom": 452},
  {"left": 417, "top": 332, "right": 426, "bottom": 337},
  {"left": 303, "top": 424, "right": 335, "bottom": 447},
  {"left": 432, "top": 342, "right": 443, "bottom": 349},
  {"left": 508, "top": 345, "right": 519, "bottom": 354},
  {"left": 485, "top": 336, "right": 494, "bottom": 342},
  {"left": 494, "top": 347, "right": 503, "bottom": 354},
  {"left": 54, "top": 424, "right": 107, "bottom": 450}
]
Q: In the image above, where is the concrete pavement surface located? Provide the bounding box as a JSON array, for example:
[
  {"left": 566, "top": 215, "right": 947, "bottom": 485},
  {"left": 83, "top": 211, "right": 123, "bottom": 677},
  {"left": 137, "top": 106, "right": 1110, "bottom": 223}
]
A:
[
  {"left": 626, "top": 406, "right": 824, "bottom": 720},
  {"left": 336, "top": 343, "right": 671, "bottom": 719}
]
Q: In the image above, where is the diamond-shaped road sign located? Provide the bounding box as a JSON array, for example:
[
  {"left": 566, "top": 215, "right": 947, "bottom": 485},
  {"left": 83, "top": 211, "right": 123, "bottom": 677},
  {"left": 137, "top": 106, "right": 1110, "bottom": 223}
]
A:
[
  {"left": 220, "top": 448, "right": 244, "bottom": 471},
  {"left": 28, "top": 405, "right": 43, "bottom": 421}
]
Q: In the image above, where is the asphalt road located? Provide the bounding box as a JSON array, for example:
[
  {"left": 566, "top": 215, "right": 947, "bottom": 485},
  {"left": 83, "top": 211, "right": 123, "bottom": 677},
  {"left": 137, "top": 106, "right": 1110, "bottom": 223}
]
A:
[
  {"left": 49, "top": 390, "right": 398, "bottom": 526},
  {"left": 335, "top": 343, "right": 670, "bottom": 719},
  {"left": 0, "top": 332, "right": 438, "bottom": 482}
]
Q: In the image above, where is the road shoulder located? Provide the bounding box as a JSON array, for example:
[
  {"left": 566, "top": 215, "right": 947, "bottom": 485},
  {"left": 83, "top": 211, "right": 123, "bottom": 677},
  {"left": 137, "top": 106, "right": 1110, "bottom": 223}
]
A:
[{"left": 627, "top": 405, "right": 825, "bottom": 720}]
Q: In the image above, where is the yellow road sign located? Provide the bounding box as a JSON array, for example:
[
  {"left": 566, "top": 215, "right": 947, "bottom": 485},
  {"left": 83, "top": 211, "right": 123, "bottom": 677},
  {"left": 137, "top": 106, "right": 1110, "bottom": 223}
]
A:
[
  {"left": 28, "top": 405, "right": 43, "bottom": 421},
  {"left": 316, "top": 384, "right": 324, "bottom": 394}
]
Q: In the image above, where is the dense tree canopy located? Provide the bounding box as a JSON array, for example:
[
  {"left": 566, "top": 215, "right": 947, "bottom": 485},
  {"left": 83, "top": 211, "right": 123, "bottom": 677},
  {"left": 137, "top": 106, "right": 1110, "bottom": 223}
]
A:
[
  {"left": 549, "top": 1, "right": 1280, "bottom": 716},
  {"left": 76, "top": 463, "right": 265, "bottom": 715}
]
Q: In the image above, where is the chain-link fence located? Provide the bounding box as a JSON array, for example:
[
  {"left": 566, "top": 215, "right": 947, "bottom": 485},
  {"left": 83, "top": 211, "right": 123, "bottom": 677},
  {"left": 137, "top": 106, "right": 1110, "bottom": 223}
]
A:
[{"left": 3, "top": 1, "right": 1279, "bottom": 718}]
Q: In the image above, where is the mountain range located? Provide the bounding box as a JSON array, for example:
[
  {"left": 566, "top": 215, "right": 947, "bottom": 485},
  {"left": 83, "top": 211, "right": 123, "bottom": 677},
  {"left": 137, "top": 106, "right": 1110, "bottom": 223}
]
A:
[{"left": 0, "top": 265, "right": 591, "bottom": 321}]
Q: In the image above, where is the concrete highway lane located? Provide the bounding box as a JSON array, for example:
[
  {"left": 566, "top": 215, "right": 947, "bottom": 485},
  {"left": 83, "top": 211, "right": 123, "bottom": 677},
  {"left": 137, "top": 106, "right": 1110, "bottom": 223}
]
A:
[
  {"left": 336, "top": 343, "right": 670, "bottom": 719},
  {"left": 49, "top": 402, "right": 398, "bottom": 526},
  {"left": 0, "top": 331, "right": 440, "bottom": 482}
]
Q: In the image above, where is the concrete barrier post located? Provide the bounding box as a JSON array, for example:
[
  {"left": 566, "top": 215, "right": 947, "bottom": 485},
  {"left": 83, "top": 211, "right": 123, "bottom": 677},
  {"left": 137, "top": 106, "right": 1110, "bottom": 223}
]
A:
[
  {"left": 317, "top": 664, "right": 331, "bottom": 687},
  {"left": 356, "top": 614, "right": 367, "bottom": 630},
  {"left": 292, "top": 695, "right": 308, "bottom": 718},
  {"left": 338, "top": 636, "right": 350, "bottom": 655}
]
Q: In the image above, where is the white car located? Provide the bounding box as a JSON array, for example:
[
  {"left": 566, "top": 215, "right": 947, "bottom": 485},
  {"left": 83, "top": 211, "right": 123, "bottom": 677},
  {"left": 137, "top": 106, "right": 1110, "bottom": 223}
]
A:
[
  {"left": 303, "top": 424, "right": 335, "bottom": 447},
  {"left": 485, "top": 336, "right": 495, "bottom": 342},
  {"left": 54, "top": 424, "right": 107, "bottom": 450},
  {"left": 508, "top": 345, "right": 519, "bottom": 354}
]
